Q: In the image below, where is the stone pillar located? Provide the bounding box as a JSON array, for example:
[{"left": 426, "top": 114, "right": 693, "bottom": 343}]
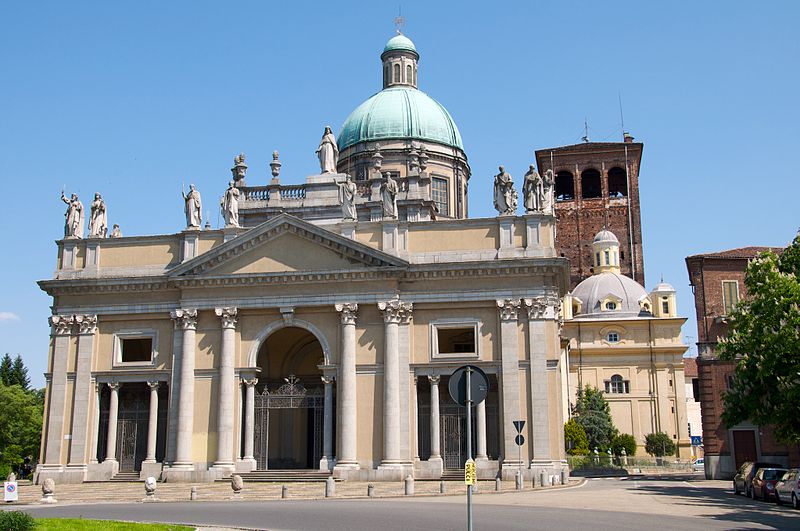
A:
[
  {"left": 321, "top": 375, "right": 334, "bottom": 470},
  {"left": 378, "top": 299, "right": 412, "bottom": 470},
  {"left": 497, "top": 298, "right": 524, "bottom": 476},
  {"left": 235, "top": 379, "right": 243, "bottom": 461},
  {"left": 476, "top": 399, "right": 488, "bottom": 461},
  {"left": 145, "top": 381, "right": 160, "bottom": 463},
  {"left": 524, "top": 297, "right": 556, "bottom": 464},
  {"left": 428, "top": 376, "right": 442, "bottom": 462},
  {"left": 43, "top": 315, "right": 74, "bottom": 468},
  {"left": 105, "top": 382, "right": 121, "bottom": 462},
  {"left": 242, "top": 378, "right": 257, "bottom": 466},
  {"left": 171, "top": 308, "right": 198, "bottom": 469},
  {"left": 68, "top": 314, "right": 97, "bottom": 471},
  {"left": 334, "top": 303, "right": 359, "bottom": 472},
  {"left": 213, "top": 307, "right": 238, "bottom": 472},
  {"left": 89, "top": 382, "right": 101, "bottom": 463}
]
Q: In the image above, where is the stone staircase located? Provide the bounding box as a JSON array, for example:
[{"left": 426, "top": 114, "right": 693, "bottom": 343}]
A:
[
  {"left": 109, "top": 471, "right": 142, "bottom": 482},
  {"left": 441, "top": 470, "right": 464, "bottom": 481},
  {"left": 220, "top": 469, "right": 334, "bottom": 483}
]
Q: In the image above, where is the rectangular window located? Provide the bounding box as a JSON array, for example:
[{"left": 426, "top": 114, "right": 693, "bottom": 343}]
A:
[
  {"left": 432, "top": 177, "right": 448, "bottom": 216},
  {"left": 431, "top": 320, "right": 479, "bottom": 359},
  {"left": 692, "top": 378, "right": 700, "bottom": 402},
  {"left": 121, "top": 338, "right": 152, "bottom": 363},
  {"left": 722, "top": 280, "right": 739, "bottom": 315},
  {"left": 662, "top": 299, "right": 670, "bottom": 314},
  {"left": 604, "top": 250, "right": 610, "bottom": 265}
]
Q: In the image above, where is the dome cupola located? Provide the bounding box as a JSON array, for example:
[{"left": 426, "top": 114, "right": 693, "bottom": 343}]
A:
[
  {"left": 592, "top": 228, "right": 621, "bottom": 274},
  {"left": 382, "top": 32, "right": 419, "bottom": 89}
]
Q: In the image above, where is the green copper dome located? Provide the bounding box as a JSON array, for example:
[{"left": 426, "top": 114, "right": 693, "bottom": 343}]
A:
[
  {"left": 338, "top": 87, "right": 464, "bottom": 151},
  {"left": 382, "top": 34, "right": 418, "bottom": 57}
]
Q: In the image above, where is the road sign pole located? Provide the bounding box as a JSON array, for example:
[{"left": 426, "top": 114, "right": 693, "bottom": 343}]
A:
[{"left": 466, "top": 366, "right": 473, "bottom": 531}]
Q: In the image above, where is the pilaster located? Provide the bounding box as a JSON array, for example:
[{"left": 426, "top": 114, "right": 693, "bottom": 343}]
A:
[
  {"left": 42, "top": 315, "right": 74, "bottom": 471},
  {"left": 496, "top": 298, "right": 525, "bottom": 477},
  {"left": 67, "top": 314, "right": 97, "bottom": 476}
]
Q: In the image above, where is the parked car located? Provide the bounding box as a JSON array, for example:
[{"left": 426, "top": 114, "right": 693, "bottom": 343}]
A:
[
  {"left": 733, "top": 461, "right": 783, "bottom": 497},
  {"left": 775, "top": 468, "right": 800, "bottom": 508},
  {"left": 692, "top": 458, "right": 705, "bottom": 472},
  {"left": 751, "top": 467, "right": 788, "bottom": 501}
]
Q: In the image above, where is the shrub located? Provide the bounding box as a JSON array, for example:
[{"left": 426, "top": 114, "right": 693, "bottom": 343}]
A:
[
  {"left": 611, "top": 433, "right": 637, "bottom": 456},
  {"left": 564, "top": 418, "right": 589, "bottom": 455},
  {"left": 0, "top": 511, "right": 35, "bottom": 531},
  {"left": 645, "top": 432, "right": 676, "bottom": 457}
]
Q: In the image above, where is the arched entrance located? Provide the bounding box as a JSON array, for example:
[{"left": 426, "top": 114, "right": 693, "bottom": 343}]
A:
[{"left": 252, "top": 326, "right": 330, "bottom": 470}]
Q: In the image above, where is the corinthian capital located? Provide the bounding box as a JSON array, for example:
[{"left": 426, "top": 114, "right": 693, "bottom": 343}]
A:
[
  {"left": 378, "top": 298, "right": 413, "bottom": 324},
  {"left": 214, "top": 307, "right": 238, "bottom": 329},
  {"left": 523, "top": 296, "right": 560, "bottom": 320},
  {"left": 171, "top": 308, "right": 198, "bottom": 330},
  {"left": 496, "top": 299, "right": 521, "bottom": 321},
  {"left": 335, "top": 303, "right": 359, "bottom": 325},
  {"left": 74, "top": 314, "right": 98, "bottom": 335},
  {"left": 49, "top": 314, "right": 75, "bottom": 336}
]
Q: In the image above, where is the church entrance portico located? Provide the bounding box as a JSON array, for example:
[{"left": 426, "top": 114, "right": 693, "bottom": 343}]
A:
[{"left": 248, "top": 325, "right": 334, "bottom": 472}]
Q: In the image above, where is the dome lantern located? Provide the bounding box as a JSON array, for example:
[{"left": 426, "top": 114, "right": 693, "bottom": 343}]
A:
[
  {"left": 592, "top": 229, "right": 621, "bottom": 275},
  {"left": 382, "top": 32, "right": 419, "bottom": 89}
]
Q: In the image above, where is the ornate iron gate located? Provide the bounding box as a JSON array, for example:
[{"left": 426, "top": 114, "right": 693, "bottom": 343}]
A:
[
  {"left": 116, "top": 391, "right": 148, "bottom": 472},
  {"left": 442, "top": 413, "right": 464, "bottom": 469},
  {"left": 253, "top": 375, "right": 324, "bottom": 470}
]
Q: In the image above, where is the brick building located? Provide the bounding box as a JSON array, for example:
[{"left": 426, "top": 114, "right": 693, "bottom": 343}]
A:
[
  {"left": 685, "top": 247, "right": 799, "bottom": 479},
  {"left": 535, "top": 139, "right": 644, "bottom": 289}
]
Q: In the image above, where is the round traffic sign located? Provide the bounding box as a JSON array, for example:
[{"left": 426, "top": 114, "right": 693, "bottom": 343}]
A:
[
  {"left": 448, "top": 365, "right": 489, "bottom": 406},
  {"left": 515, "top": 434, "right": 525, "bottom": 446}
]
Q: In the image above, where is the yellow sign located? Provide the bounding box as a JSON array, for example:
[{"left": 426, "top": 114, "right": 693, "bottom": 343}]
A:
[{"left": 464, "top": 459, "right": 477, "bottom": 485}]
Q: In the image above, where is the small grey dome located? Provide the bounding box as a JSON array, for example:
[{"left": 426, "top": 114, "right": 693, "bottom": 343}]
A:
[
  {"left": 593, "top": 229, "right": 619, "bottom": 244},
  {"left": 571, "top": 272, "right": 649, "bottom": 319},
  {"left": 652, "top": 281, "right": 675, "bottom": 292}
]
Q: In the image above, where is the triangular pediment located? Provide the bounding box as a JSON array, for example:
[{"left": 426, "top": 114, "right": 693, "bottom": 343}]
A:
[{"left": 169, "top": 214, "right": 407, "bottom": 278}]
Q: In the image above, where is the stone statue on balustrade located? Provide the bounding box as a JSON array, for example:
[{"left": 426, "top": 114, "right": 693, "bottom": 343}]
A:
[
  {"left": 542, "top": 169, "right": 555, "bottom": 214},
  {"left": 182, "top": 184, "right": 202, "bottom": 229},
  {"left": 522, "top": 165, "right": 543, "bottom": 213},
  {"left": 381, "top": 172, "right": 399, "bottom": 218},
  {"left": 316, "top": 126, "right": 339, "bottom": 174},
  {"left": 231, "top": 153, "right": 248, "bottom": 187},
  {"left": 88, "top": 192, "right": 108, "bottom": 238},
  {"left": 493, "top": 166, "right": 516, "bottom": 215},
  {"left": 60, "top": 190, "right": 84, "bottom": 239},
  {"left": 338, "top": 174, "right": 357, "bottom": 221},
  {"left": 220, "top": 180, "right": 240, "bottom": 228},
  {"left": 109, "top": 224, "right": 122, "bottom": 238}
]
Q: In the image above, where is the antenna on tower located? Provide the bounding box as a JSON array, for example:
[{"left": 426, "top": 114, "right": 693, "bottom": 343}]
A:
[
  {"left": 394, "top": 6, "right": 405, "bottom": 34},
  {"left": 581, "top": 118, "right": 590, "bottom": 143},
  {"left": 618, "top": 92, "right": 626, "bottom": 141}
]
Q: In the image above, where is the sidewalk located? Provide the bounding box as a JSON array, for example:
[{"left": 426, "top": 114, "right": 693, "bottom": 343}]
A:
[{"left": 6, "top": 479, "right": 581, "bottom": 506}]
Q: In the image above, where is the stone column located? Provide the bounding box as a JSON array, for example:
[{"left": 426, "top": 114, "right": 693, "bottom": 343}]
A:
[
  {"left": 236, "top": 379, "right": 243, "bottom": 461},
  {"left": 524, "top": 297, "right": 556, "bottom": 464},
  {"left": 105, "top": 382, "right": 121, "bottom": 462},
  {"left": 171, "top": 308, "right": 198, "bottom": 469},
  {"left": 497, "top": 298, "right": 524, "bottom": 476},
  {"left": 68, "top": 314, "right": 97, "bottom": 470},
  {"left": 321, "top": 375, "right": 335, "bottom": 470},
  {"left": 428, "top": 375, "right": 443, "bottom": 467},
  {"left": 334, "top": 303, "right": 359, "bottom": 471},
  {"left": 43, "top": 315, "right": 74, "bottom": 467},
  {"left": 213, "top": 307, "right": 238, "bottom": 472},
  {"left": 476, "top": 399, "right": 488, "bottom": 461},
  {"left": 378, "top": 299, "right": 412, "bottom": 469},
  {"left": 145, "top": 381, "right": 160, "bottom": 463},
  {"left": 89, "top": 382, "right": 101, "bottom": 463},
  {"left": 242, "top": 378, "right": 258, "bottom": 466}
]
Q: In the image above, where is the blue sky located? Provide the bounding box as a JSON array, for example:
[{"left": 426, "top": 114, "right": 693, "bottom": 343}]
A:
[{"left": 1, "top": 1, "right": 798, "bottom": 387}]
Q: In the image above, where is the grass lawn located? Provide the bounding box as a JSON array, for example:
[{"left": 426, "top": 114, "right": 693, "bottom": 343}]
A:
[{"left": 35, "top": 518, "right": 194, "bottom": 530}]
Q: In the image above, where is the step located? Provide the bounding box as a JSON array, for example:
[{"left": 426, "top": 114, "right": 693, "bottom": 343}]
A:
[{"left": 218, "top": 469, "right": 334, "bottom": 483}]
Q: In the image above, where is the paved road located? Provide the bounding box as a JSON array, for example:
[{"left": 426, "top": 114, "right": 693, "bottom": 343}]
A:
[{"left": 18, "top": 474, "right": 800, "bottom": 530}]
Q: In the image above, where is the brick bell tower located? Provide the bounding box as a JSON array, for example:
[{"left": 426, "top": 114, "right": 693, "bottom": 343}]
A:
[{"left": 535, "top": 136, "right": 644, "bottom": 289}]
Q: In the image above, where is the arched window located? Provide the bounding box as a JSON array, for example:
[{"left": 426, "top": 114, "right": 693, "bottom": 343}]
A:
[
  {"left": 608, "top": 167, "right": 628, "bottom": 198},
  {"left": 662, "top": 297, "right": 670, "bottom": 314},
  {"left": 393, "top": 64, "right": 401, "bottom": 83},
  {"left": 406, "top": 65, "right": 412, "bottom": 84},
  {"left": 605, "top": 301, "right": 617, "bottom": 311},
  {"left": 555, "top": 171, "right": 574, "bottom": 201},
  {"left": 605, "top": 374, "right": 629, "bottom": 394},
  {"left": 384, "top": 66, "right": 389, "bottom": 85},
  {"left": 581, "top": 169, "right": 602, "bottom": 199}
]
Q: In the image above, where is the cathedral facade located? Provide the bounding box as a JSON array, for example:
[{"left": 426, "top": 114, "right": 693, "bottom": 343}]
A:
[{"left": 36, "top": 33, "right": 569, "bottom": 484}]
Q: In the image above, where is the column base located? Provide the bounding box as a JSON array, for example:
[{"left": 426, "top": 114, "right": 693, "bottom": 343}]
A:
[
  {"left": 414, "top": 457, "right": 443, "bottom": 479},
  {"left": 332, "top": 461, "right": 360, "bottom": 480},
  {"left": 140, "top": 462, "right": 164, "bottom": 480},
  {"left": 500, "top": 460, "right": 528, "bottom": 481},
  {"left": 319, "top": 457, "right": 335, "bottom": 471},
  {"left": 235, "top": 458, "right": 257, "bottom": 473},
  {"left": 161, "top": 464, "right": 198, "bottom": 483},
  {"left": 376, "top": 462, "right": 413, "bottom": 481},
  {"left": 210, "top": 463, "right": 236, "bottom": 478}
]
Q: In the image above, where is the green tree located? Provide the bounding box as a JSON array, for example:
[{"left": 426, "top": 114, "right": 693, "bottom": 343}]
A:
[
  {"left": 564, "top": 418, "right": 589, "bottom": 455},
  {"left": 0, "top": 382, "right": 44, "bottom": 477},
  {"left": 10, "top": 355, "right": 30, "bottom": 390},
  {"left": 611, "top": 433, "right": 637, "bottom": 456},
  {"left": 718, "top": 232, "right": 800, "bottom": 442},
  {"left": 572, "top": 385, "right": 617, "bottom": 451},
  {"left": 645, "top": 432, "right": 676, "bottom": 457},
  {"left": 0, "top": 353, "right": 12, "bottom": 386}
]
